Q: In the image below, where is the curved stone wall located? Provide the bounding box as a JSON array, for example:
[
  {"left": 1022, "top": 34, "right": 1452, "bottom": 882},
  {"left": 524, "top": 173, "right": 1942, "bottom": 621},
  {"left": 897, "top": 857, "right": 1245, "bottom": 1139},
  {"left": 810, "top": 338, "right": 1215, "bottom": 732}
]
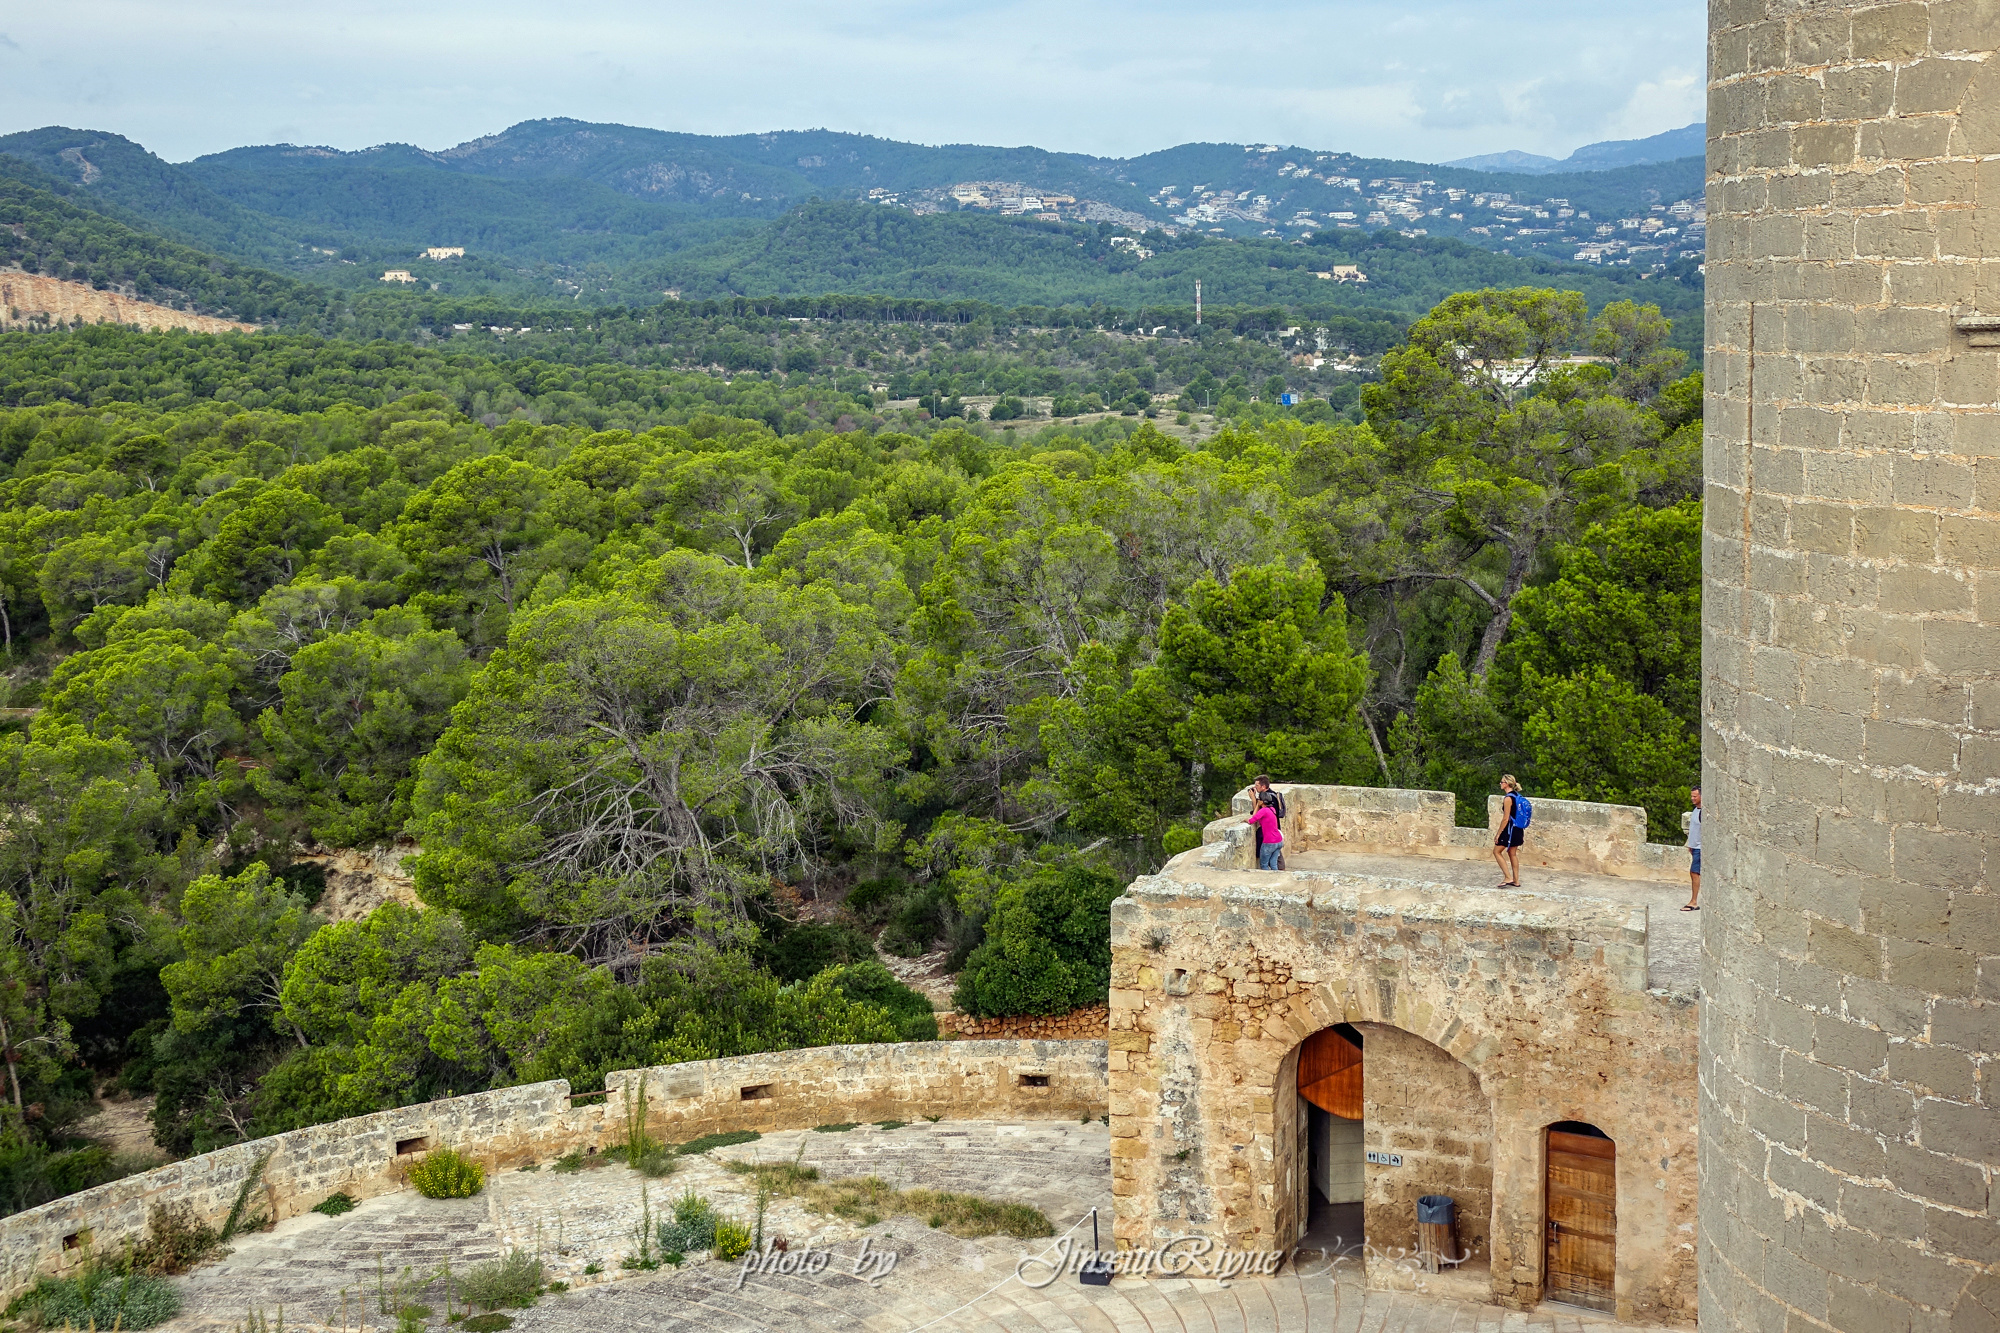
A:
[
  {"left": 0, "top": 1039, "right": 1107, "bottom": 1302},
  {"left": 1703, "top": 5, "right": 1999, "bottom": 1333}
]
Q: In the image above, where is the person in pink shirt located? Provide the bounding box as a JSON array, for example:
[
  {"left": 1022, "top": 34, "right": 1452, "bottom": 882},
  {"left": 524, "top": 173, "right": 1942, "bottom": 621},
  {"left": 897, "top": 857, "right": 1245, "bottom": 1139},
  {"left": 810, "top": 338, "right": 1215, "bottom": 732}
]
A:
[{"left": 1247, "top": 792, "right": 1284, "bottom": 870}]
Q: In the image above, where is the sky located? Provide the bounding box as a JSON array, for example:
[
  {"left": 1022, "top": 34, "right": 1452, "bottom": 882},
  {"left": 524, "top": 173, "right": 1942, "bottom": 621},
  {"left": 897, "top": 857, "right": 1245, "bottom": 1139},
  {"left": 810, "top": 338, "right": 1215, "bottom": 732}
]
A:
[{"left": 0, "top": 0, "right": 1705, "bottom": 165}]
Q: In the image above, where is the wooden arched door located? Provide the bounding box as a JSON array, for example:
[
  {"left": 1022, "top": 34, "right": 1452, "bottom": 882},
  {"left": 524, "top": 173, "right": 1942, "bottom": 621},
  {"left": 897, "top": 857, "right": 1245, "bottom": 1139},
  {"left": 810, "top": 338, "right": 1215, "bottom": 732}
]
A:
[
  {"left": 1297, "top": 1026, "right": 1362, "bottom": 1118},
  {"left": 1546, "top": 1123, "right": 1615, "bottom": 1311}
]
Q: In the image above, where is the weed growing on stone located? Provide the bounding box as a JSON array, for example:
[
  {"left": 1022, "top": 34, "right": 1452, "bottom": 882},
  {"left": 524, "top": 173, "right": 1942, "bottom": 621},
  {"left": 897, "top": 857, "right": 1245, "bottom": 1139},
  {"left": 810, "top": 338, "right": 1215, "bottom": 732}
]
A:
[
  {"left": 724, "top": 1162, "right": 1054, "bottom": 1239},
  {"left": 456, "top": 1249, "right": 543, "bottom": 1311},
  {"left": 130, "top": 1200, "right": 225, "bottom": 1274},
  {"left": 221, "top": 1150, "right": 274, "bottom": 1239},
  {"left": 5, "top": 1264, "right": 184, "bottom": 1329},
  {"left": 229, "top": 1305, "right": 283, "bottom": 1333},
  {"left": 813, "top": 1122, "right": 858, "bottom": 1133},
  {"left": 922, "top": 1114, "right": 943, "bottom": 1123},
  {"left": 655, "top": 1189, "right": 719, "bottom": 1254},
  {"left": 671, "top": 1130, "right": 760, "bottom": 1155},
  {"left": 409, "top": 1146, "right": 486, "bottom": 1198},
  {"left": 551, "top": 1150, "right": 585, "bottom": 1173},
  {"left": 621, "top": 1180, "right": 661, "bottom": 1270},
  {"left": 582, "top": 1262, "right": 603, "bottom": 1275},
  {"left": 313, "top": 1192, "right": 358, "bottom": 1217},
  {"left": 461, "top": 1315, "right": 513, "bottom": 1333},
  {"left": 874, "top": 1120, "right": 907, "bottom": 1131},
  {"left": 713, "top": 1217, "right": 754, "bottom": 1261},
  {"left": 517, "top": 1162, "right": 540, "bottom": 1172}
]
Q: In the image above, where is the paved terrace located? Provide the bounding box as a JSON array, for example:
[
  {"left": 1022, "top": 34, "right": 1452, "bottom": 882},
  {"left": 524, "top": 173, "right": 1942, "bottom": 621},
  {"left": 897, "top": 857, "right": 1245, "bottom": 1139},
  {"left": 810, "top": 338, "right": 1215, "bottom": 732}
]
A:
[
  {"left": 159, "top": 1120, "right": 1683, "bottom": 1333},
  {"left": 1199, "top": 785, "right": 1697, "bottom": 995},
  {"left": 1230, "top": 851, "right": 1695, "bottom": 995}
]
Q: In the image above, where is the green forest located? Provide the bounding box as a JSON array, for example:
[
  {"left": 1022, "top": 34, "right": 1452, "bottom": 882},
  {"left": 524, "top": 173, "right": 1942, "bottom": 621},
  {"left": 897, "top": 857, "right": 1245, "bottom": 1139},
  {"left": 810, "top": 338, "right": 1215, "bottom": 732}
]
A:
[{"left": 0, "top": 283, "right": 1701, "bottom": 1219}]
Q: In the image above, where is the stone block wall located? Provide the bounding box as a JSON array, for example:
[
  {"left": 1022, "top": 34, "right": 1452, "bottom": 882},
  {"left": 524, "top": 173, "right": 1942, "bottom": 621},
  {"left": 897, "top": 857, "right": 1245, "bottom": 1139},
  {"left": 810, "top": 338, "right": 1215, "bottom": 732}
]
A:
[
  {"left": 936, "top": 1006, "right": 1109, "bottom": 1040},
  {"left": 1703, "top": 4, "right": 1999, "bottom": 1333},
  {"left": 0, "top": 1040, "right": 1108, "bottom": 1304},
  {"left": 1358, "top": 1023, "right": 1496, "bottom": 1265}
]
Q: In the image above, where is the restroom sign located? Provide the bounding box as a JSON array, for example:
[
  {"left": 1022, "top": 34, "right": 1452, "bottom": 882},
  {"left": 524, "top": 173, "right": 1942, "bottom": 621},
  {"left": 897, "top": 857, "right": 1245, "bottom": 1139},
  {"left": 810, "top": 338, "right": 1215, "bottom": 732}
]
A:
[{"left": 1366, "top": 1151, "right": 1405, "bottom": 1166}]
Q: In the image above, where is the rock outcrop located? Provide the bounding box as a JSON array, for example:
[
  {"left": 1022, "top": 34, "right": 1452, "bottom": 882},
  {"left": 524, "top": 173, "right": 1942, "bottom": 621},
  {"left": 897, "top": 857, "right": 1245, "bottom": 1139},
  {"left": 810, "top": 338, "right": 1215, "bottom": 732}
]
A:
[{"left": 0, "top": 270, "right": 256, "bottom": 334}]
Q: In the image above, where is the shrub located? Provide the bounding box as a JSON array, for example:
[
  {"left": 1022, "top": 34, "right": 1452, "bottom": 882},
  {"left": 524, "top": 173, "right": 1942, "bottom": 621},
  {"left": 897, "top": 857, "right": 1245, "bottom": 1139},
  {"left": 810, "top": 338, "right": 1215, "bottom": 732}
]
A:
[
  {"left": 817, "top": 960, "right": 937, "bottom": 1042},
  {"left": 758, "top": 918, "right": 876, "bottom": 983},
  {"left": 952, "top": 865, "right": 1122, "bottom": 1017},
  {"left": 312, "top": 1192, "right": 357, "bottom": 1216},
  {"left": 11, "top": 1268, "right": 182, "bottom": 1329},
  {"left": 461, "top": 1317, "right": 514, "bottom": 1333},
  {"left": 0, "top": 1140, "right": 155, "bottom": 1218},
  {"left": 407, "top": 1146, "right": 485, "bottom": 1199},
  {"left": 130, "top": 1201, "right": 222, "bottom": 1275},
  {"left": 881, "top": 883, "right": 950, "bottom": 956},
  {"left": 843, "top": 877, "right": 906, "bottom": 921},
  {"left": 712, "top": 1217, "right": 754, "bottom": 1261},
  {"left": 655, "top": 1190, "right": 718, "bottom": 1253},
  {"left": 455, "top": 1248, "right": 542, "bottom": 1311}
]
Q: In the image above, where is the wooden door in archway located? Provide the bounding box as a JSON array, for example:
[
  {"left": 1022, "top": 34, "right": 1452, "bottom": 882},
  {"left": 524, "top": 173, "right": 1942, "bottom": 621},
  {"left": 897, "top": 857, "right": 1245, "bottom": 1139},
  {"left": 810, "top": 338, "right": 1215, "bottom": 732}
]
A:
[
  {"left": 1297, "top": 1026, "right": 1362, "bottom": 1118},
  {"left": 1546, "top": 1126, "right": 1616, "bottom": 1311}
]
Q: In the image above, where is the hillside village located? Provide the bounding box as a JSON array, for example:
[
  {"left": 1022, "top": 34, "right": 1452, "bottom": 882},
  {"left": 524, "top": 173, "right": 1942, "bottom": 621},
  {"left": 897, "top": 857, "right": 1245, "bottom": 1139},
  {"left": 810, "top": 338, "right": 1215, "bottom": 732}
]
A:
[{"left": 880, "top": 164, "right": 1705, "bottom": 273}]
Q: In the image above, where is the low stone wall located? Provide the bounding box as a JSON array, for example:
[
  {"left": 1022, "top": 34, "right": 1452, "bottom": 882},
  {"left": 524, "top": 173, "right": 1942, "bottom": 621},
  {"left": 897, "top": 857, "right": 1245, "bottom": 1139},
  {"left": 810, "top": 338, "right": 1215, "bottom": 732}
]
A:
[
  {"left": 608, "top": 1039, "right": 1107, "bottom": 1139},
  {"left": 1207, "top": 784, "right": 1682, "bottom": 883},
  {"left": 936, "top": 1006, "right": 1109, "bottom": 1040},
  {"left": 0, "top": 1039, "right": 1108, "bottom": 1302},
  {"left": 0, "top": 1080, "right": 584, "bottom": 1300}
]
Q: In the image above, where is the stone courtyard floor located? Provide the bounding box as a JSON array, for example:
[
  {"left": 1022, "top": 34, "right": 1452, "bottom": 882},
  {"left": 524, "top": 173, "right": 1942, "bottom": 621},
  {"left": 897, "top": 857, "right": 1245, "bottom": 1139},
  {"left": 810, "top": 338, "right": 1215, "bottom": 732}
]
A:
[
  {"left": 159, "top": 1119, "right": 1681, "bottom": 1333},
  {"left": 1283, "top": 851, "right": 1700, "bottom": 994}
]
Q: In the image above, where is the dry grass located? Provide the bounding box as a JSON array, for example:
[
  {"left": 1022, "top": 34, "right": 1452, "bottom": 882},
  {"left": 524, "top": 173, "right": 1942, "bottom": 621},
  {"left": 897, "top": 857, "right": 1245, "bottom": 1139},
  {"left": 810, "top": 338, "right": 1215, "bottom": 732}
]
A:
[{"left": 724, "top": 1162, "right": 1052, "bottom": 1239}]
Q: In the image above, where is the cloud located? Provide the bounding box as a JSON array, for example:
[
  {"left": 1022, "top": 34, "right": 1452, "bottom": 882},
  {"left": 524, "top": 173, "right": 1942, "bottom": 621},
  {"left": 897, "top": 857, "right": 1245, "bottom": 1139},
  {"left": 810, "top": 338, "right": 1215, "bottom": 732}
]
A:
[{"left": 0, "top": 0, "right": 1703, "bottom": 164}]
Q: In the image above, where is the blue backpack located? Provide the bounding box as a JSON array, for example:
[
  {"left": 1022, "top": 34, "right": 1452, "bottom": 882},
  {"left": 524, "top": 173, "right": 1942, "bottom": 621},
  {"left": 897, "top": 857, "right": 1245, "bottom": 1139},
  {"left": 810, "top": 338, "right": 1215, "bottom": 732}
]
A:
[{"left": 1511, "top": 793, "right": 1533, "bottom": 829}]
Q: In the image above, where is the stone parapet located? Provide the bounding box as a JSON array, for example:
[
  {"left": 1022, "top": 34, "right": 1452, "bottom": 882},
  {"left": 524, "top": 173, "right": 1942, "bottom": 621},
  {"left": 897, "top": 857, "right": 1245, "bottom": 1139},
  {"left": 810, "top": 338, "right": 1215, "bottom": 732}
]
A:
[
  {"left": 1207, "top": 784, "right": 1684, "bottom": 882},
  {"left": 0, "top": 1040, "right": 1107, "bottom": 1303},
  {"left": 606, "top": 1039, "right": 1108, "bottom": 1138}
]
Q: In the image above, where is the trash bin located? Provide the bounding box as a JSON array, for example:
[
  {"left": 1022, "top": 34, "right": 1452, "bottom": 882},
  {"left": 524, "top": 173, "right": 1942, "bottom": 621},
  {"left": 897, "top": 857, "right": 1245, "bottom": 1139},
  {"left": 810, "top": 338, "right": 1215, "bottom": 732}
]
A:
[
  {"left": 1417, "top": 1195, "right": 1455, "bottom": 1225},
  {"left": 1416, "top": 1195, "right": 1459, "bottom": 1272}
]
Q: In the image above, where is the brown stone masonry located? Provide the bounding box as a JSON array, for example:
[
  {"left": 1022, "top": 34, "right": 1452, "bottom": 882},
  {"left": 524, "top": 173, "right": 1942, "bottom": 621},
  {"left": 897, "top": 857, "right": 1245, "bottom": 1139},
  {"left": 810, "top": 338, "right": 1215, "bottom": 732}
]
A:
[{"left": 1109, "top": 785, "right": 1699, "bottom": 1324}]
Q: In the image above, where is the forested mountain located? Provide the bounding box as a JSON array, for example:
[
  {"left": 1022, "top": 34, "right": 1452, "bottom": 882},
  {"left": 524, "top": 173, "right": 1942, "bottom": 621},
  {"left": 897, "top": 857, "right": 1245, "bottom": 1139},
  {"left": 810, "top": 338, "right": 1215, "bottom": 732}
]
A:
[
  {"left": 0, "top": 166, "right": 333, "bottom": 324},
  {"left": 642, "top": 205, "right": 1702, "bottom": 354},
  {"left": 0, "top": 155, "right": 1700, "bottom": 357},
  {"left": 0, "top": 121, "right": 1705, "bottom": 305}
]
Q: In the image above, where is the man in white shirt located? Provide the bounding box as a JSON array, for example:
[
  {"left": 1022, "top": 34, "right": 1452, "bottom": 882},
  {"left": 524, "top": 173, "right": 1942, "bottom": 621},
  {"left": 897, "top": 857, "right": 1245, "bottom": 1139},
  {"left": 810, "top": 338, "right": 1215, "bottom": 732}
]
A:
[{"left": 1683, "top": 787, "right": 1701, "bottom": 911}]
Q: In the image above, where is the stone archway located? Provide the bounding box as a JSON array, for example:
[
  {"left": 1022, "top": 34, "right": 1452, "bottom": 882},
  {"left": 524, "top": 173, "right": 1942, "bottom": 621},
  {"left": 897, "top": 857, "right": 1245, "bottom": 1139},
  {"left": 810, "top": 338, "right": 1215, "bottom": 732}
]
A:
[{"left": 1277, "top": 1019, "right": 1495, "bottom": 1285}]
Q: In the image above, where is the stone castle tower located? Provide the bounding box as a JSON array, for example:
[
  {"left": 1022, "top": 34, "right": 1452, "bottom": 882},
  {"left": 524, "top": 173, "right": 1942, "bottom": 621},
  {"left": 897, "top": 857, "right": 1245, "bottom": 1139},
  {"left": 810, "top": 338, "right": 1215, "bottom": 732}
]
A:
[{"left": 1703, "top": 2, "right": 1998, "bottom": 1331}]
